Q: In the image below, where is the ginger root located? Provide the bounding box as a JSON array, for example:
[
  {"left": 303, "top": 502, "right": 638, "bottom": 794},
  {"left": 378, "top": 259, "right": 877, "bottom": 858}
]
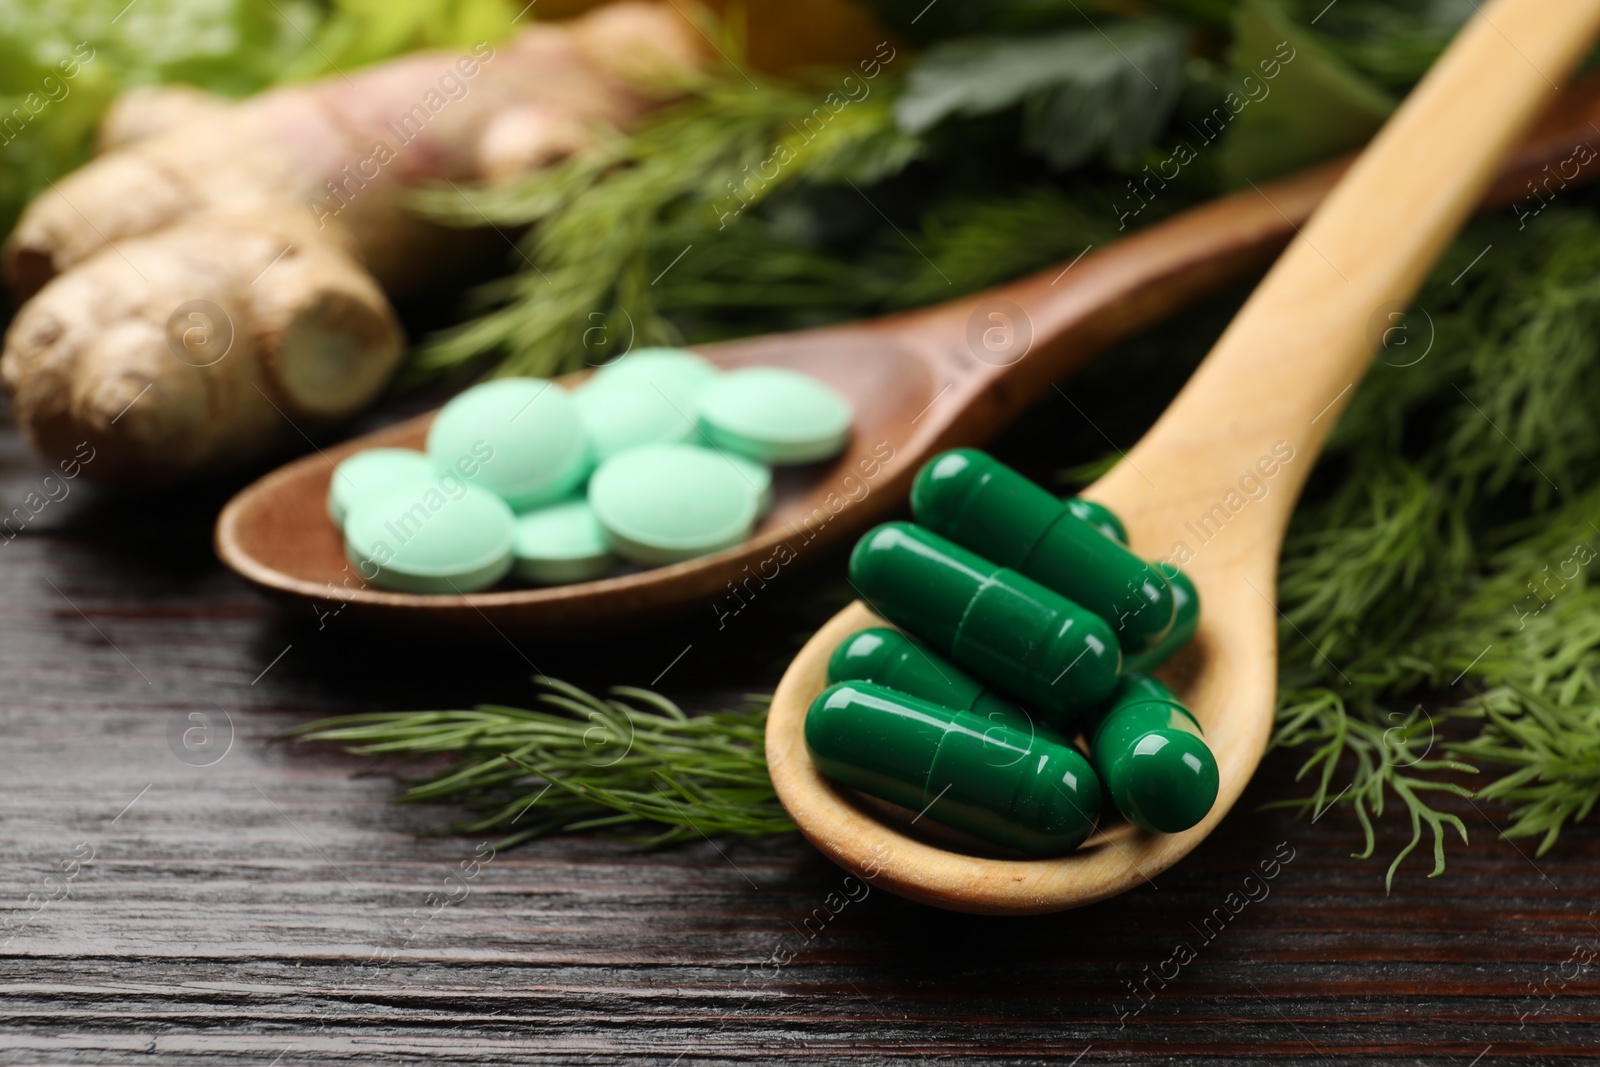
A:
[{"left": 2, "top": 2, "right": 703, "bottom": 487}]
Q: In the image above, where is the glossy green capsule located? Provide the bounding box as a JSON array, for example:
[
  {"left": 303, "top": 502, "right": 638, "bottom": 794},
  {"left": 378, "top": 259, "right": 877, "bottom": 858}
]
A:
[
  {"left": 912, "top": 450, "right": 1176, "bottom": 655},
  {"left": 1040, "top": 495, "right": 1200, "bottom": 672},
  {"left": 1065, "top": 496, "right": 1127, "bottom": 544},
  {"left": 828, "top": 627, "right": 1057, "bottom": 740},
  {"left": 1088, "top": 673, "right": 1218, "bottom": 833},
  {"left": 806, "top": 681, "right": 1101, "bottom": 855},
  {"left": 849, "top": 522, "right": 1121, "bottom": 718},
  {"left": 1123, "top": 566, "right": 1201, "bottom": 675}
]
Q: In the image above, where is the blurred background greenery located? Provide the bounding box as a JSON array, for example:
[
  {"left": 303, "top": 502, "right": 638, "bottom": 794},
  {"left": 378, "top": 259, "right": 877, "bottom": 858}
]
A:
[{"left": 7, "top": 0, "right": 1600, "bottom": 884}]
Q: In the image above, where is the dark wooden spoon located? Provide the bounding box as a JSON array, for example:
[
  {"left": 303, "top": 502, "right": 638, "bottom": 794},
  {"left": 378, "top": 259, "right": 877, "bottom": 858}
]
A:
[{"left": 215, "top": 75, "right": 1600, "bottom": 637}]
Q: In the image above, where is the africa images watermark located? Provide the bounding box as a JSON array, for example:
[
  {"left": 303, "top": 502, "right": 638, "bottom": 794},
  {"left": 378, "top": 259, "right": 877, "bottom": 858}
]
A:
[
  {"left": 1113, "top": 840, "right": 1296, "bottom": 1027},
  {"left": 1519, "top": 937, "right": 1598, "bottom": 1027},
  {"left": 738, "top": 839, "right": 894, "bottom": 990},
  {"left": 1512, "top": 534, "right": 1598, "bottom": 630},
  {"left": 0, "top": 42, "right": 96, "bottom": 147},
  {"left": 711, "top": 40, "right": 898, "bottom": 231},
  {"left": 310, "top": 440, "right": 495, "bottom": 628},
  {"left": 1155, "top": 441, "right": 1296, "bottom": 574},
  {"left": 1112, "top": 40, "right": 1297, "bottom": 231},
  {"left": 1, "top": 441, "right": 97, "bottom": 544},
  {"left": 711, "top": 439, "right": 896, "bottom": 629},
  {"left": 1511, "top": 137, "right": 1600, "bottom": 230},
  {"left": 0, "top": 841, "right": 95, "bottom": 950},
  {"left": 307, "top": 41, "right": 497, "bottom": 230}
]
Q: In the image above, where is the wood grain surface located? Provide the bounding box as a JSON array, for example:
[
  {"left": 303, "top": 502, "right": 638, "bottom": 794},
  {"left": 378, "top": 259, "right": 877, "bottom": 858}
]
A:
[{"left": 2, "top": 362, "right": 1599, "bottom": 1065}]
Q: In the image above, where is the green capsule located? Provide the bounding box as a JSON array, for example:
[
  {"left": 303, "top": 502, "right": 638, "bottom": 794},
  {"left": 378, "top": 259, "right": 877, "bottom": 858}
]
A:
[
  {"left": 849, "top": 522, "right": 1121, "bottom": 719},
  {"left": 1065, "top": 496, "right": 1127, "bottom": 544},
  {"left": 912, "top": 450, "right": 1176, "bottom": 655},
  {"left": 1088, "top": 673, "right": 1218, "bottom": 834},
  {"left": 806, "top": 681, "right": 1101, "bottom": 855},
  {"left": 1122, "top": 566, "right": 1201, "bottom": 674},
  {"left": 828, "top": 626, "right": 1061, "bottom": 739},
  {"left": 1051, "top": 497, "right": 1201, "bottom": 672}
]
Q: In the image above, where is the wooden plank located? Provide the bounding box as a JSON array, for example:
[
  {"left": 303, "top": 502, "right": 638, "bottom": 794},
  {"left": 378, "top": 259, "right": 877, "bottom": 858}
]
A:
[{"left": 1, "top": 404, "right": 1598, "bottom": 1064}]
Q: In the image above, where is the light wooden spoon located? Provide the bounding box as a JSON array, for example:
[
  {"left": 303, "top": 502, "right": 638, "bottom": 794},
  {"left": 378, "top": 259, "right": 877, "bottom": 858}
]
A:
[
  {"left": 767, "top": 0, "right": 1600, "bottom": 914},
  {"left": 213, "top": 69, "right": 1600, "bottom": 637}
]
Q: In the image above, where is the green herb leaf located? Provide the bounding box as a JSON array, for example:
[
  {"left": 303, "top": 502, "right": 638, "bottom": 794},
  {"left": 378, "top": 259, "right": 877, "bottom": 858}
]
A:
[
  {"left": 894, "top": 23, "right": 1187, "bottom": 169},
  {"left": 1215, "top": 0, "right": 1394, "bottom": 184},
  {"left": 863, "top": 0, "right": 1236, "bottom": 42},
  {"left": 1270, "top": 205, "right": 1600, "bottom": 882},
  {"left": 410, "top": 72, "right": 922, "bottom": 379},
  {"left": 281, "top": 0, "right": 517, "bottom": 81},
  {"left": 1280, "top": 0, "right": 1472, "bottom": 92},
  {"left": 286, "top": 677, "right": 791, "bottom": 847},
  {"left": 0, "top": 0, "right": 513, "bottom": 251}
]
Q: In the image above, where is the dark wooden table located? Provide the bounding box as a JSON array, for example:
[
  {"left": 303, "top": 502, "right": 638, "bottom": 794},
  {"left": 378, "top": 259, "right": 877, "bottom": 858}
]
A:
[{"left": 3, "top": 364, "right": 1598, "bottom": 1066}]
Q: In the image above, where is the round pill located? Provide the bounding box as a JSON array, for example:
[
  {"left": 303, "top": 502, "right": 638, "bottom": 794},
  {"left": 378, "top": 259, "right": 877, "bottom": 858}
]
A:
[
  {"left": 512, "top": 498, "right": 617, "bottom": 585},
  {"left": 696, "top": 367, "right": 852, "bottom": 464},
  {"left": 326, "top": 448, "right": 437, "bottom": 528},
  {"left": 588, "top": 443, "right": 761, "bottom": 564},
  {"left": 573, "top": 378, "right": 695, "bottom": 463},
  {"left": 426, "top": 378, "right": 589, "bottom": 510},
  {"left": 593, "top": 346, "right": 719, "bottom": 392},
  {"left": 343, "top": 483, "right": 515, "bottom": 594},
  {"left": 722, "top": 453, "right": 773, "bottom": 515}
]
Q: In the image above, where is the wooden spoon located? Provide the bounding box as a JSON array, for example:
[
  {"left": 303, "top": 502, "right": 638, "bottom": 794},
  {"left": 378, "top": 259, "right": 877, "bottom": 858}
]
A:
[
  {"left": 216, "top": 55, "right": 1600, "bottom": 638},
  {"left": 766, "top": 0, "right": 1600, "bottom": 914}
]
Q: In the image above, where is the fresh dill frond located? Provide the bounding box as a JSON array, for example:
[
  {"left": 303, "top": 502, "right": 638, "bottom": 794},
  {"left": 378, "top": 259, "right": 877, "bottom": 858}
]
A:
[
  {"left": 285, "top": 677, "right": 791, "bottom": 847},
  {"left": 409, "top": 72, "right": 921, "bottom": 379},
  {"left": 312, "top": 206, "right": 1600, "bottom": 877},
  {"left": 1270, "top": 202, "right": 1600, "bottom": 883},
  {"left": 895, "top": 184, "right": 1130, "bottom": 305},
  {"left": 1269, "top": 688, "right": 1475, "bottom": 890},
  {"left": 1453, "top": 686, "right": 1600, "bottom": 856}
]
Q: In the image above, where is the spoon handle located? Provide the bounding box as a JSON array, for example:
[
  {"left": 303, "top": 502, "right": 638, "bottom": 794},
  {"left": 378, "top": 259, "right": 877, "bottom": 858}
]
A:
[{"left": 1097, "top": 0, "right": 1600, "bottom": 563}]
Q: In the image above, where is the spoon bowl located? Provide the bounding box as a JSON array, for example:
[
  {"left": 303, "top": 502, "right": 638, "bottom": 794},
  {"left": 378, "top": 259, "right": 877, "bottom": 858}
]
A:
[
  {"left": 215, "top": 57, "right": 1600, "bottom": 637},
  {"left": 765, "top": 0, "right": 1600, "bottom": 913},
  {"left": 215, "top": 182, "right": 1323, "bottom": 634}
]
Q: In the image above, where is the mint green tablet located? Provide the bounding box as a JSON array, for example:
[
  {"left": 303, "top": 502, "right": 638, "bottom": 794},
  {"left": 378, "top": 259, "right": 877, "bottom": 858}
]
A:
[
  {"left": 588, "top": 443, "right": 761, "bottom": 564},
  {"left": 326, "top": 448, "right": 436, "bottom": 528},
  {"left": 721, "top": 453, "right": 773, "bottom": 515},
  {"left": 696, "top": 367, "right": 852, "bottom": 464},
  {"left": 426, "top": 378, "right": 589, "bottom": 510},
  {"left": 343, "top": 483, "right": 514, "bottom": 594},
  {"left": 512, "top": 499, "right": 617, "bottom": 585},
  {"left": 573, "top": 379, "right": 695, "bottom": 463},
  {"left": 593, "top": 347, "right": 718, "bottom": 393}
]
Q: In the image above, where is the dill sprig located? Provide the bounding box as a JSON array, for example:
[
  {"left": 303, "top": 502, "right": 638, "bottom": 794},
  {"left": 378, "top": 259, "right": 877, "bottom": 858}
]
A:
[
  {"left": 1454, "top": 686, "right": 1600, "bottom": 856},
  {"left": 293, "top": 206, "right": 1600, "bottom": 880},
  {"left": 409, "top": 71, "right": 921, "bottom": 379},
  {"left": 297, "top": 206, "right": 1600, "bottom": 879},
  {"left": 285, "top": 677, "right": 790, "bottom": 847},
  {"left": 1269, "top": 690, "right": 1475, "bottom": 890},
  {"left": 1270, "top": 203, "right": 1600, "bottom": 882}
]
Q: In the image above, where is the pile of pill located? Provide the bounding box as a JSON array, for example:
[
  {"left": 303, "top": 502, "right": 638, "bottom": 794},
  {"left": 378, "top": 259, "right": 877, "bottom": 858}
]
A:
[
  {"left": 329, "top": 348, "right": 853, "bottom": 593},
  {"left": 806, "top": 448, "right": 1216, "bottom": 856}
]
